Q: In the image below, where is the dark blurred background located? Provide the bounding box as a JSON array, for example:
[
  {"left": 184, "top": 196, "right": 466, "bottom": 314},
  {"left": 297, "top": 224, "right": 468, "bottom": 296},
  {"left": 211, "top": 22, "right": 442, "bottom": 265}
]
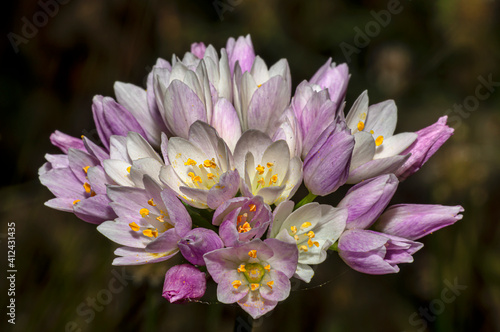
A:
[{"left": 1, "top": 0, "right": 499, "bottom": 331}]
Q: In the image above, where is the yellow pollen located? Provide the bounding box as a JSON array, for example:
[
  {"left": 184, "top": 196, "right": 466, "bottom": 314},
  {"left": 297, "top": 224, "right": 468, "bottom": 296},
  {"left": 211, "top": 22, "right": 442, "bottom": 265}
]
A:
[
  {"left": 250, "top": 283, "right": 260, "bottom": 291},
  {"left": 256, "top": 165, "right": 265, "bottom": 175},
  {"left": 148, "top": 198, "right": 156, "bottom": 206},
  {"left": 188, "top": 172, "right": 195, "bottom": 178},
  {"left": 257, "top": 178, "right": 265, "bottom": 186},
  {"left": 192, "top": 176, "right": 202, "bottom": 184},
  {"left": 307, "top": 231, "right": 315, "bottom": 238},
  {"left": 264, "top": 265, "right": 271, "bottom": 272},
  {"left": 83, "top": 182, "right": 91, "bottom": 193},
  {"left": 126, "top": 166, "right": 131, "bottom": 173},
  {"left": 83, "top": 166, "right": 90, "bottom": 174},
  {"left": 257, "top": 84, "right": 262, "bottom": 88},
  {"left": 269, "top": 174, "right": 278, "bottom": 185},
  {"left": 308, "top": 238, "right": 319, "bottom": 247},
  {"left": 299, "top": 245, "right": 309, "bottom": 252},
  {"left": 207, "top": 173, "right": 215, "bottom": 180},
  {"left": 375, "top": 136, "right": 384, "bottom": 146},
  {"left": 72, "top": 199, "right": 80, "bottom": 205},
  {"left": 90, "top": 191, "right": 96, "bottom": 197},
  {"left": 360, "top": 112, "right": 367, "bottom": 120},
  {"left": 357, "top": 121, "right": 365, "bottom": 131},
  {"left": 142, "top": 229, "right": 154, "bottom": 237},
  {"left": 81, "top": 135, "right": 85, "bottom": 139},
  {"left": 129, "top": 222, "right": 140, "bottom": 231},
  {"left": 232, "top": 280, "right": 242, "bottom": 289},
  {"left": 294, "top": 235, "right": 299, "bottom": 241},
  {"left": 203, "top": 159, "right": 217, "bottom": 168},
  {"left": 290, "top": 226, "right": 297, "bottom": 234},
  {"left": 267, "top": 281, "right": 274, "bottom": 289},
  {"left": 156, "top": 215, "right": 165, "bottom": 222},
  {"left": 248, "top": 250, "right": 257, "bottom": 258},
  {"left": 152, "top": 229, "right": 159, "bottom": 238},
  {"left": 237, "top": 264, "right": 246, "bottom": 273},
  {"left": 139, "top": 208, "right": 149, "bottom": 218},
  {"left": 184, "top": 158, "right": 197, "bottom": 166},
  {"left": 238, "top": 222, "right": 252, "bottom": 233},
  {"left": 300, "top": 222, "right": 312, "bottom": 229},
  {"left": 249, "top": 204, "right": 256, "bottom": 212},
  {"left": 266, "top": 162, "right": 274, "bottom": 168},
  {"left": 370, "top": 130, "right": 374, "bottom": 134}
]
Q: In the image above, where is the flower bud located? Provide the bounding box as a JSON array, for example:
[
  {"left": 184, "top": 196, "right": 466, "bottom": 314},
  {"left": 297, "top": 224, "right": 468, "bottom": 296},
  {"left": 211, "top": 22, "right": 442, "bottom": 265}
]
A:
[
  {"left": 309, "top": 59, "right": 349, "bottom": 106},
  {"left": 178, "top": 228, "right": 224, "bottom": 266},
  {"left": 162, "top": 264, "right": 206, "bottom": 303}
]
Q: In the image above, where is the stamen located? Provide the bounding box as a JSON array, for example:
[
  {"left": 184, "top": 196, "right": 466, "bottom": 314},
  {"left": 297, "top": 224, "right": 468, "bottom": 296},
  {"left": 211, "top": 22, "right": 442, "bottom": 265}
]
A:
[
  {"left": 248, "top": 250, "right": 257, "bottom": 258},
  {"left": 249, "top": 204, "right": 257, "bottom": 212},
  {"left": 294, "top": 235, "right": 299, "bottom": 241},
  {"left": 307, "top": 231, "right": 315, "bottom": 238},
  {"left": 152, "top": 229, "right": 159, "bottom": 238},
  {"left": 290, "top": 226, "right": 297, "bottom": 234},
  {"left": 299, "top": 245, "right": 309, "bottom": 252},
  {"left": 203, "top": 160, "right": 217, "bottom": 168},
  {"left": 81, "top": 135, "right": 85, "bottom": 139},
  {"left": 237, "top": 264, "right": 246, "bottom": 273},
  {"left": 184, "top": 158, "right": 197, "bottom": 166},
  {"left": 266, "top": 162, "right": 274, "bottom": 168},
  {"left": 264, "top": 265, "right": 271, "bottom": 272},
  {"left": 232, "top": 280, "right": 242, "bottom": 289},
  {"left": 250, "top": 283, "right": 260, "bottom": 291},
  {"left": 375, "top": 136, "right": 384, "bottom": 146},
  {"left": 140, "top": 208, "right": 150, "bottom": 218},
  {"left": 238, "top": 222, "right": 252, "bottom": 233},
  {"left": 126, "top": 166, "right": 131, "bottom": 173},
  {"left": 72, "top": 199, "right": 80, "bottom": 205},
  {"left": 188, "top": 172, "right": 195, "bottom": 178},
  {"left": 369, "top": 130, "right": 374, "bottom": 134},
  {"left": 307, "top": 238, "right": 319, "bottom": 247},
  {"left": 300, "top": 222, "right": 312, "bottom": 229},
  {"left": 156, "top": 215, "right": 165, "bottom": 222},
  {"left": 83, "top": 166, "right": 90, "bottom": 174},
  {"left": 257, "top": 84, "right": 262, "bottom": 88},
  {"left": 256, "top": 165, "right": 265, "bottom": 175},
  {"left": 357, "top": 121, "right": 365, "bottom": 131},
  {"left": 269, "top": 174, "right": 278, "bottom": 185},
  {"left": 207, "top": 173, "right": 215, "bottom": 180},
  {"left": 143, "top": 229, "right": 154, "bottom": 237},
  {"left": 83, "top": 182, "right": 91, "bottom": 193},
  {"left": 257, "top": 178, "right": 265, "bottom": 186},
  {"left": 90, "top": 191, "right": 96, "bottom": 197},
  {"left": 129, "top": 222, "right": 140, "bottom": 231},
  {"left": 148, "top": 198, "right": 156, "bottom": 206},
  {"left": 192, "top": 175, "right": 202, "bottom": 184},
  {"left": 267, "top": 281, "right": 274, "bottom": 289}
]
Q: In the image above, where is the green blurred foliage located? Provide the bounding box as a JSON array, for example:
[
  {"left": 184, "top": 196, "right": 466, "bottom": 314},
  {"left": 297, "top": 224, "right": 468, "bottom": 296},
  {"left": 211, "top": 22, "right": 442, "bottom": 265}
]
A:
[{"left": 1, "top": 0, "right": 499, "bottom": 331}]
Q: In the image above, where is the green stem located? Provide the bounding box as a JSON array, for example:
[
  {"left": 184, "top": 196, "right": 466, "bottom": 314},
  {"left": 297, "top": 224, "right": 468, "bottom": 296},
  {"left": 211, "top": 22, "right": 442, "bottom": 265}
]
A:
[
  {"left": 294, "top": 192, "right": 317, "bottom": 209},
  {"left": 329, "top": 241, "right": 339, "bottom": 252}
]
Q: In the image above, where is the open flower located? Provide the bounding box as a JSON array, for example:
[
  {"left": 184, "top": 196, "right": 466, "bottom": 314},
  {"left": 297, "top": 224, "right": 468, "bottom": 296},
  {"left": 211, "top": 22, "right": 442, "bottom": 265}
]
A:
[
  {"left": 160, "top": 121, "right": 240, "bottom": 209},
  {"left": 269, "top": 201, "right": 347, "bottom": 282},
  {"left": 204, "top": 239, "right": 298, "bottom": 319},
  {"left": 233, "top": 130, "right": 303, "bottom": 205},
  {"left": 97, "top": 176, "right": 192, "bottom": 265},
  {"left": 162, "top": 264, "right": 206, "bottom": 303},
  {"left": 338, "top": 229, "right": 423, "bottom": 274}
]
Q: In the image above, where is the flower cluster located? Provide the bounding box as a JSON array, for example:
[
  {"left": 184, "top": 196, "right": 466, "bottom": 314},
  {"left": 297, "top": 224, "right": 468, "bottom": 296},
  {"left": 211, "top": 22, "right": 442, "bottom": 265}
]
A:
[{"left": 39, "top": 35, "right": 463, "bottom": 319}]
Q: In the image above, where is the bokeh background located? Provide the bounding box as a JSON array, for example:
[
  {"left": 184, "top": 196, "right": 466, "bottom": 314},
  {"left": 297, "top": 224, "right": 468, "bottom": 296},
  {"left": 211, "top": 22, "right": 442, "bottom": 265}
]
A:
[{"left": 1, "top": 0, "right": 499, "bottom": 331}]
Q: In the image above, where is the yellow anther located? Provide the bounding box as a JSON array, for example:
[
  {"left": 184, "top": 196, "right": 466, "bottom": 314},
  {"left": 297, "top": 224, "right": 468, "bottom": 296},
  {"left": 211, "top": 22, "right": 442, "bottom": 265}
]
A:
[
  {"left": 83, "top": 182, "right": 91, "bottom": 193},
  {"left": 192, "top": 175, "right": 202, "bottom": 184},
  {"left": 307, "top": 238, "right": 319, "bottom": 247},
  {"left": 90, "top": 191, "right": 96, "bottom": 197},
  {"left": 81, "top": 135, "right": 85, "bottom": 139},
  {"left": 152, "top": 229, "right": 159, "bottom": 238},
  {"left": 147, "top": 198, "right": 156, "bottom": 206},
  {"left": 72, "top": 199, "right": 80, "bottom": 205},
  {"left": 188, "top": 172, "right": 195, "bottom": 178},
  {"left": 266, "top": 162, "right": 274, "bottom": 168},
  {"left": 360, "top": 112, "right": 367, "bottom": 120},
  {"left": 300, "top": 222, "right": 312, "bottom": 229},
  {"left": 237, "top": 264, "right": 246, "bottom": 273},
  {"left": 267, "top": 281, "right": 274, "bottom": 289},
  {"left": 238, "top": 222, "right": 252, "bottom": 233},
  {"left": 290, "top": 226, "right": 297, "bottom": 234},
  {"left": 248, "top": 250, "right": 257, "bottom": 258},
  {"left": 184, "top": 158, "right": 197, "bottom": 166},
  {"left": 256, "top": 165, "right": 265, "bottom": 175},
  {"left": 357, "top": 121, "right": 365, "bottom": 131},
  {"left": 139, "top": 208, "right": 149, "bottom": 218},
  {"left": 307, "top": 231, "right": 315, "bottom": 238},
  {"left": 129, "top": 222, "right": 140, "bottom": 231},
  {"left": 142, "top": 229, "right": 154, "bottom": 237},
  {"left": 369, "top": 130, "right": 374, "bottom": 134},
  {"left": 156, "top": 215, "right": 165, "bottom": 222},
  {"left": 207, "top": 173, "right": 215, "bottom": 180},
  {"left": 299, "top": 245, "right": 309, "bottom": 252},
  {"left": 203, "top": 159, "right": 217, "bottom": 168},
  {"left": 257, "top": 178, "right": 265, "bottom": 186},
  {"left": 126, "top": 166, "right": 131, "bottom": 173},
  {"left": 269, "top": 174, "right": 278, "bottom": 185},
  {"left": 83, "top": 166, "right": 90, "bottom": 174},
  {"left": 375, "top": 135, "right": 384, "bottom": 146},
  {"left": 232, "top": 280, "right": 242, "bottom": 289},
  {"left": 294, "top": 235, "right": 299, "bottom": 241},
  {"left": 250, "top": 283, "right": 260, "bottom": 291},
  {"left": 264, "top": 265, "right": 271, "bottom": 272},
  {"left": 249, "top": 204, "right": 256, "bottom": 212},
  {"left": 257, "top": 84, "right": 262, "bottom": 88}
]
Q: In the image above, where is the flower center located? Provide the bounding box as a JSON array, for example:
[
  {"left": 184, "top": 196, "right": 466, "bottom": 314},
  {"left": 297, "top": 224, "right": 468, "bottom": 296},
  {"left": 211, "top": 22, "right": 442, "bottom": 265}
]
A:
[
  {"left": 183, "top": 158, "right": 222, "bottom": 189},
  {"left": 128, "top": 199, "right": 174, "bottom": 238},
  {"left": 242, "top": 263, "right": 265, "bottom": 283},
  {"left": 253, "top": 162, "right": 279, "bottom": 193},
  {"left": 289, "top": 222, "right": 319, "bottom": 252}
]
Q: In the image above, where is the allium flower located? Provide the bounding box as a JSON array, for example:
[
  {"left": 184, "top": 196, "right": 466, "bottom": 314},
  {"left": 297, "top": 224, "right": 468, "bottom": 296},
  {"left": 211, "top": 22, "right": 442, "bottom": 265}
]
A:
[
  {"left": 303, "top": 121, "right": 354, "bottom": 196},
  {"left": 233, "top": 130, "right": 303, "bottom": 205},
  {"left": 395, "top": 116, "right": 454, "bottom": 180},
  {"left": 97, "top": 177, "right": 192, "bottom": 265},
  {"left": 216, "top": 196, "right": 273, "bottom": 247},
  {"left": 346, "top": 91, "right": 417, "bottom": 183},
  {"left": 178, "top": 228, "right": 224, "bottom": 266},
  {"left": 204, "top": 239, "right": 298, "bottom": 319},
  {"left": 309, "top": 59, "right": 350, "bottom": 106},
  {"left": 269, "top": 201, "right": 347, "bottom": 282},
  {"left": 374, "top": 204, "right": 464, "bottom": 240},
  {"left": 338, "top": 229, "right": 423, "bottom": 274},
  {"left": 160, "top": 121, "right": 240, "bottom": 209},
  {"left": 162, "top": 264, "right": 206, "bottom": 303},
  {"left": 39, "top": 132, "right": 115, "bottom": 223}
]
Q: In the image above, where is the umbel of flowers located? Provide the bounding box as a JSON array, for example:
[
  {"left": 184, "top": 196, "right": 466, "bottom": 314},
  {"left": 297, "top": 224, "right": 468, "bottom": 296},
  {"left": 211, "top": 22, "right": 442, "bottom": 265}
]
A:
[{"left": 39, "top": 35, "right": 463, "bottom": 319}]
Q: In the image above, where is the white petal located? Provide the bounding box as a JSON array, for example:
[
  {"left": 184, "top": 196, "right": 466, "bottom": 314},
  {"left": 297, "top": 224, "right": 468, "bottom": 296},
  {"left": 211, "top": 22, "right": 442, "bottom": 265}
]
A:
[
  {"left": 103, "top": 159, "right": 134, "bottom": 187},
  {"left": 350, "top": 132, "right": 376, "bottom": 170},
  {"left": 269, "top": 201, "right": 294, "bottom": 238},
  {"left": 345, "top": 90, "right": 368, "bottom": 131},
  {"left": 374, "top": 132, "right": 417, "bottom": 159},
  {"left": 126, "top": 132, "right": 163, "bottom": 164},
  {"left": 365, "top": 100, "right": 398, "bottom": 139},
  {"left": 294, "top": 263, "right": 315, "bottom": 283},
  {"left": 109, "top": 135, "right": 130, "bottom": 162}
]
